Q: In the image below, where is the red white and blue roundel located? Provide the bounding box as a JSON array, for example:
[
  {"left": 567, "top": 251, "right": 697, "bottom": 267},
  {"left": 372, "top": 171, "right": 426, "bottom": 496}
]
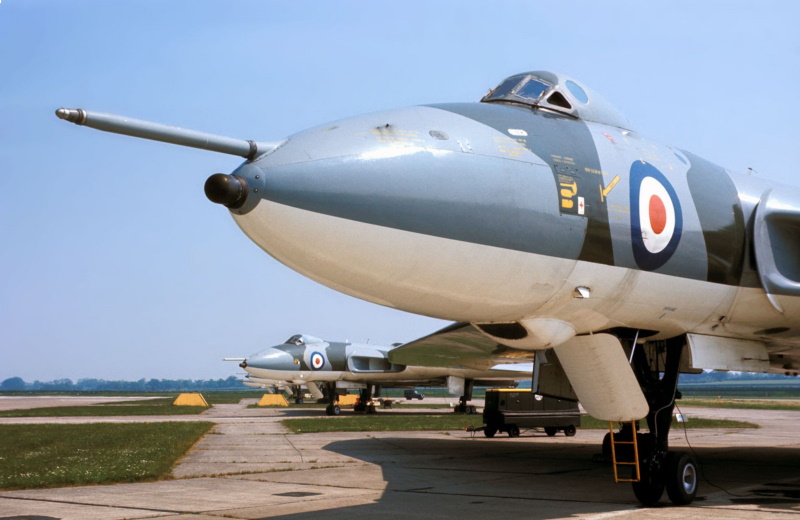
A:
[
  {"left": 309, "top": 351, "right": 325, "bottom": 371},
  {"left": 629, "top": 161, "right": 682, "bottom": 270}
]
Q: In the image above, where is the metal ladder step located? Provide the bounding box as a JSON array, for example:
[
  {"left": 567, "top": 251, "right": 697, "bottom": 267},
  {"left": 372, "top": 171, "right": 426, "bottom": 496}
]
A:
[{"left": 609, "top": 421, "right": 640, "bottom": 483}]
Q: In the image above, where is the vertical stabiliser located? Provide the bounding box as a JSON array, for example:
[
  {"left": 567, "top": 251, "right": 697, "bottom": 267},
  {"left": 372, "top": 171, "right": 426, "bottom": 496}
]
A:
[{"left": 553, "top": 334, "right": 648, "bottom": 421}]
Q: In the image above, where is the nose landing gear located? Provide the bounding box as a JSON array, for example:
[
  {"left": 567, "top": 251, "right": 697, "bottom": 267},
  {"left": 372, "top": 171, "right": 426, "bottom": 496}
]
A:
[{"left": 624, "top": 335, "right": 698, "bottom": 506}]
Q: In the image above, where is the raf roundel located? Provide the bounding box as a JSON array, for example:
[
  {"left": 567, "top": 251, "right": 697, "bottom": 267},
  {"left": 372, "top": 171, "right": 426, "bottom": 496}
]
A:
[
  {"left": 629, "top": 161, "right": 682, "bottom": 270},
  {"left": 310, "top": 351, "right": 325, "bottom": 371}
]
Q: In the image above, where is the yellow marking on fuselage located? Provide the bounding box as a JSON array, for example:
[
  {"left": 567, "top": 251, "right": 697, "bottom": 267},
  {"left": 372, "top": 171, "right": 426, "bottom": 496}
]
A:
[
  {"left": 494, "top": 135, "right": 527, "bottom": 158},
  {"left": 608, "top": 203, "right": 630, "bottom": 215},
  {"left": 371, "top": 128, "right": 425, "bottom": 145},
  {"left": 559, "top": 178, "right": 578, "bottom": 209},
  {"left": 602, "top": 175, "right": 621, "bottom": 197}
]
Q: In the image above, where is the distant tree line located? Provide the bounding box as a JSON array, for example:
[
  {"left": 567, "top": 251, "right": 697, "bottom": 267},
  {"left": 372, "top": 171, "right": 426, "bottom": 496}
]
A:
[
  {"left": 1, "top": 371, "right": 796, "bottom": 393},
  {"left": 0, "top": 376, "right": 248, "bottom": 392}
]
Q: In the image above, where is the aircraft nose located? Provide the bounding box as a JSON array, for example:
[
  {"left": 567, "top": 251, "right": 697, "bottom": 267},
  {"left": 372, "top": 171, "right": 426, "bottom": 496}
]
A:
[{"left": 244, "top": 347, "right": 297, "bottom": 371}]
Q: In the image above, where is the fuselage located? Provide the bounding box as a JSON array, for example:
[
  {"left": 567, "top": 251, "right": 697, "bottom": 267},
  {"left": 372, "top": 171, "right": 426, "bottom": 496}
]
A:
[
  {"left": 55, "top": 71, "right": 800, "bottom": 369},
  {"left": 228, "top": 85, "right": 800, "bottom": 351}
]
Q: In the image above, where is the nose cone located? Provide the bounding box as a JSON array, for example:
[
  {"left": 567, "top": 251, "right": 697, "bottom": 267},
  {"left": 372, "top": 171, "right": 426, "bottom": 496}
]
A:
[
  {"left": 244, "top": 347, "right": 297, "bottom": 372},
  {"left": 230, "top": 104, "right": 569, "bottom": 321}
]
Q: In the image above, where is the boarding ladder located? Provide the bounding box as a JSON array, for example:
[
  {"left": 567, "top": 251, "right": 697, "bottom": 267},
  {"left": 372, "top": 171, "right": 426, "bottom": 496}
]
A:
[{"left": 609, "top": 421, "right": 640, "bottom": 483}]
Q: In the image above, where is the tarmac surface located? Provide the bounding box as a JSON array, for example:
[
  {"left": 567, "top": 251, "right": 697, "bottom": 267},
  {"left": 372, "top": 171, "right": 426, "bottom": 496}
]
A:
[{"left": 0, "top": 397, "right": 798, "bottom": 519}]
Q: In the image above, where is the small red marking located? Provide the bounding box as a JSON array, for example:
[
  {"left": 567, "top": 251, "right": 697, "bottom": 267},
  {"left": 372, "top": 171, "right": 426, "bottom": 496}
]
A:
[
  {"left": 602, "top": 133, "right": 616, "bottom": 144},
  {"left": 649, "top": 195, "right": 667, "bottom": 234}
]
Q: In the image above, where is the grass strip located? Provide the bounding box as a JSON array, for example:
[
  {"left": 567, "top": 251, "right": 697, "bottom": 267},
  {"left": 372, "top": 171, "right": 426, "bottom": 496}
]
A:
[
  {"left": 580, "top": 415, "right": 757, "bottom": 429},
  {"left": 0, "top": 404, "right": 207, "bottom": 417},
  {"left": 0, "top": 422, "right": 213, "bottom": 490},
  {"left": 282, "top": 415, "right": 756, "bottom": 433},
  {"left": 679, "top": 399, "right": 800, "bottom": 411},
  {"left": 284, "top": 415, "right": 480, "bottom": 433},
  {"left": 246, "top": 402, "right": 453, "bottom": 410}
]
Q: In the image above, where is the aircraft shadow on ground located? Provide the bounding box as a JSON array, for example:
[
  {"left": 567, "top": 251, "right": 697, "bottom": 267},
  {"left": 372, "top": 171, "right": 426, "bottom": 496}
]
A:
[{"left": 262, "top": 436, "right": 800, "bottom": 519}]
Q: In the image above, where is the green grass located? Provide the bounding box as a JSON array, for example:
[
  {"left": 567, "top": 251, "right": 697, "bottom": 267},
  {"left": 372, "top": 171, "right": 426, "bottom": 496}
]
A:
[
  {"left": 202, "top": 391, "right": 263, "bottom": 404},
  {"left": 245, "top": 402, "right": 453, "bottom": 410},
  {"left": 283, "top": 415, "right": 482, "bottom": 433},
  {"left": 679, "top": 398, "right": 800, "bottom": 411},
  {"left": 580, "top": 415, "right": 758, "bottom": 430},
  {"left": 0, "top": 400, "right": 207, "bottom": 417},
  {"left": 282, "top": 415, "right": 757, "bottom": 433},
  {"left": 0, "top": 422, "right": 213, "bottom": 490},
  {"left": 0, "top": 392, "right": 263, "bottom": 416}
]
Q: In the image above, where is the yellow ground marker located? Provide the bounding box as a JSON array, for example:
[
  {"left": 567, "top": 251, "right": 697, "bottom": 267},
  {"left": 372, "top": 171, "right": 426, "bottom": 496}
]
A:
[
  {"left": 257, "top": 394, "right": 289, "bottom": 407},
  {"left": 337, "top": 394, "right": 359, "bottom": 406},
  {"left": 173, "top": 393, "right": 209, "bottom": 406}
]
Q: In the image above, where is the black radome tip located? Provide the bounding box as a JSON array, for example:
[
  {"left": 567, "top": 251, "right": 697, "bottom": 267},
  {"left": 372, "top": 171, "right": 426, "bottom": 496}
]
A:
[{"left": 204, "top": 173, "right": 248, "bottom": 209}]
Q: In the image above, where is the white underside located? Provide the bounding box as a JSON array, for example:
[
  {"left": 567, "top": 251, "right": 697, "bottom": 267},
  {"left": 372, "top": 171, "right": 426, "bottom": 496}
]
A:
[{"left": 234, "top": 200, "right": 800, "bottom": 345}]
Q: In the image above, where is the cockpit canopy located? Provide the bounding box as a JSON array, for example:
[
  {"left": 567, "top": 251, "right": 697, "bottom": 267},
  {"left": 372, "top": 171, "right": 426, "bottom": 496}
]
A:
[
  {"left": 481, "top": 71, "right": 631, "bottom": 130},
  {"left": 284, "top": 334, "right": 324, "bottom": 346}
]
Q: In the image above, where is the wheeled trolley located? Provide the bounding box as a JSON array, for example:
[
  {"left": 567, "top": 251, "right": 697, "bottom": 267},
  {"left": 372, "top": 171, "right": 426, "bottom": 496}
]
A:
[{"left": 482, "top": 389, "right": 580, "bottom": 438}]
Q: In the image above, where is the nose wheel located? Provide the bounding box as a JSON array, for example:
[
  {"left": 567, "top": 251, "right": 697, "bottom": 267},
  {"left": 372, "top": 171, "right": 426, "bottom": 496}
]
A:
[{"left": 665, "top": 452, "right": 698, "bottom": 505}]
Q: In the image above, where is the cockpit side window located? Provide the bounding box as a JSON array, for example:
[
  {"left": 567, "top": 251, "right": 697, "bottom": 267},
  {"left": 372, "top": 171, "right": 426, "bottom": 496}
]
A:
[
  {"left": 516, "top": 79, "right": 550, "bottom": 101},
  {"left": 485, "top": 76, "right": 524, "bottom": 101},
  {"left": 286, "top": 335, "right": 305, "bottom": 346},
  {"left": 546, "top": 91, "right": 572, "bottom": 109}
]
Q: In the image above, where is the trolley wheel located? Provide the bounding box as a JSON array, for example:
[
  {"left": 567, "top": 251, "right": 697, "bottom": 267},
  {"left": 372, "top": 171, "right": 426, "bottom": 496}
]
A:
[
  {"left": 665, "top": 452, "right": 698, "bottom": 505},
  {"left": 484, "top": 427, "right": 497, "bottom": 438},
  {"left": 564, "top": 424, "right": 577, "bottom": 437},
  {"left": 544, "top": 426, "right": 557, "bottom": 437},
  {"left": 507, "top": 424, "right": 520, "bottom": 437}
]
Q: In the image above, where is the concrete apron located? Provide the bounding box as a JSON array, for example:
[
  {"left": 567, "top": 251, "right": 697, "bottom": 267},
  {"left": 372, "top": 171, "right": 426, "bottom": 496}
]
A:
[{"left": 0, "top": 400, "right": 798, "bottom": 519}]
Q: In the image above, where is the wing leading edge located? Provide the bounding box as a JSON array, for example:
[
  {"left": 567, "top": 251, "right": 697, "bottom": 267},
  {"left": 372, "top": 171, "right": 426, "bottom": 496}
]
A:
[{"left": 389, "top": 322, "right": 534, "bottom": 370}]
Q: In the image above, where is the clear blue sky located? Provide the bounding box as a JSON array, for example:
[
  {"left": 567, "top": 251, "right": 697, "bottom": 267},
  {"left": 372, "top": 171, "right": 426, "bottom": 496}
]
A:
[{"left": 1, "top": 1, "right": 799, "bottom": 381}]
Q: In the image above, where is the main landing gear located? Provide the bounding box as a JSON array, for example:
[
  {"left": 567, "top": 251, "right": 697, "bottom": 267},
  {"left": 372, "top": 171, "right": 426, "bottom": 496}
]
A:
[
  {"left": 619, "top": 335, "right": 698, "bottom": 506},
  {"left": 291, "top": 385, "right": 304, "bottom": 405},
  {"left": 323, "top": 382, "right": 341, "bottom": 416},
  {"left": 353, "top": 386, "right": 377, "bottom": 414},
  {"left": 452, "top": 379, "right": 478, "bottom": 414}
]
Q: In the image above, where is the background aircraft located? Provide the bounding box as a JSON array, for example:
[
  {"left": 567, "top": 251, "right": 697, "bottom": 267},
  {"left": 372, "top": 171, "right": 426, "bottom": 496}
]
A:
[
  {"left": 56, "top": 70, "right": 800, "bottom": 506},
  {"left": 235, "top": 333, "right": 532, "bottom": 415}
]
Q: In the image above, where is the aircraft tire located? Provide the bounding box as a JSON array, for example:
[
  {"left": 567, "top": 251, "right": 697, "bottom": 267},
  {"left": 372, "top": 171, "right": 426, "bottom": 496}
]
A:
[
  {"left": 484, "top": 427, "right": 497, "bottom": 438},
  {"left": 332, "top": 404, "right": 341, "bottom": 415},
  {"left": 508, "top": 425, "right": 520, "bottom": 438},
  {"left": 602, "top": 432, "right": 612, "bottom": 458},
  {"left": 544, "top": 426, "right": 557, "bottom": 437},
  {"left": 564, "top": 424, "right": 577, "bottom": 437},
  {"left": 665, "top": 452, "right": 698, "bottom": 505},
  {"left": 631, "top": 461, "right": 665, "bottom": 506}
]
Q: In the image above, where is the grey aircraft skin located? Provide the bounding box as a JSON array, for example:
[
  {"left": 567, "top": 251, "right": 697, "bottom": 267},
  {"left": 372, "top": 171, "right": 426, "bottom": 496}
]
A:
[
  {"left": 239, "top": 333, "right": 530, "bottom": 415},
  {"left": 56, "top": 70, "right": 800, "bottom": 506}
]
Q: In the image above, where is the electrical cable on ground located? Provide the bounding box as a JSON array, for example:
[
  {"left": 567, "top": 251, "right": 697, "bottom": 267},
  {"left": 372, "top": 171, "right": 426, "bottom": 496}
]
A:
[{"left": 674, "top": 401, "right": 751, "bottom": 498}]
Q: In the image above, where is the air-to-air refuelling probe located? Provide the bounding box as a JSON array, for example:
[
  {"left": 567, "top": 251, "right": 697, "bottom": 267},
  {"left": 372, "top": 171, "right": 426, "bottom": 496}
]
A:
[
  {"left": 57, "top": 70, "right": 800, "bottom": 506},
  {"left": 235, "top": 333, "right": 531, "bottom": 415}
]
